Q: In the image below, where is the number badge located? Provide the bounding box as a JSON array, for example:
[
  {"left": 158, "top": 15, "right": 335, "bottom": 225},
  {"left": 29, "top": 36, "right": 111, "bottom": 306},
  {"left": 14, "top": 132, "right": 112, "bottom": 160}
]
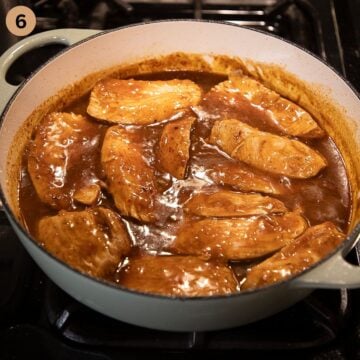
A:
[{"left": 6, "top": 6, "right": 36, "bottom": 37}]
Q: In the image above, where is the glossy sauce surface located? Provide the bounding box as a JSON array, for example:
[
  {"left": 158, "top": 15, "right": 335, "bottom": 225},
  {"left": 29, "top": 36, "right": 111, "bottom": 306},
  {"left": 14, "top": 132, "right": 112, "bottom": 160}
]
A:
[{"left": 19, "top": 71, "right": 351, "bottom": 291}]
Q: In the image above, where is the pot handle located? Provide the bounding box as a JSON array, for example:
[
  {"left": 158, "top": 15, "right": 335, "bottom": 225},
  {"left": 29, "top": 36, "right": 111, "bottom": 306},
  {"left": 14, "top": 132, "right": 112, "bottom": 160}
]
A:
[
  {"left": 291, "top": 223, "right": 360, "bottom": 289},
  {"left": 0, "top": 28, "right": 100, "bottom": 114}
]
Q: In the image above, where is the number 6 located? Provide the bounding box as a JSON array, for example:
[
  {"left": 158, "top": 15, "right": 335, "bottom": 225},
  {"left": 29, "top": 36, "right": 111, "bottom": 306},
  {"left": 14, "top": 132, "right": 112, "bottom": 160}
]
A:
[{"left": 16, "top": 14, "right": 26, "bottom": 29}]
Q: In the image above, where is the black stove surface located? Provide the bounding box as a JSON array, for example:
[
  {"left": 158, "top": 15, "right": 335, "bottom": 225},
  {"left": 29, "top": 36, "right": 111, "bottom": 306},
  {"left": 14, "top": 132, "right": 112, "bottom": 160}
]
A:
[{"left": 1, "top": 1, "right": 360, "bottom": 359}]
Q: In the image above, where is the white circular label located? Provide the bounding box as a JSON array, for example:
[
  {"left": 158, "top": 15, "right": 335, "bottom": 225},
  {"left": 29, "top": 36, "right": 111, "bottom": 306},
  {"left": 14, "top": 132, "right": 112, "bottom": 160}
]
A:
[{"left": 6, "top": 6, "right": 36, "bottom": 37}]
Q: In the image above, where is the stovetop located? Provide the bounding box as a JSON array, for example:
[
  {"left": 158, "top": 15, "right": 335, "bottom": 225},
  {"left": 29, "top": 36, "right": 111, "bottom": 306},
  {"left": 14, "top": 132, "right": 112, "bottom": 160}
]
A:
[{"left": 1, "top": 1, "right": 360, "bottom": 359}]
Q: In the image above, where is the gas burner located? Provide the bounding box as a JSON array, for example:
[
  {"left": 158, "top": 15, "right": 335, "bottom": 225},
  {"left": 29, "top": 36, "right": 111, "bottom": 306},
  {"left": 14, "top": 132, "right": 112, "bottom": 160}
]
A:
[{"left": 44, "top": 280, "right": 352, "bottom": 351}]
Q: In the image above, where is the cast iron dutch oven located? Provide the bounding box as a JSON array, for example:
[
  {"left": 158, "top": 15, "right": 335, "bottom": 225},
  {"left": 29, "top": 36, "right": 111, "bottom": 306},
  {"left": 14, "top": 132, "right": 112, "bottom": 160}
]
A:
[{"left": 0, "top": 21, "right": 360, "bottom": 331}]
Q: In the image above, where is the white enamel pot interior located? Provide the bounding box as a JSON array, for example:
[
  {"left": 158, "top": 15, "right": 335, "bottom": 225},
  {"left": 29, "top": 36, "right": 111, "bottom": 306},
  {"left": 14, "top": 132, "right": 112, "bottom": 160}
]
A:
[{"left": 0, "top": 21, "right": 360, "bottom": 332}]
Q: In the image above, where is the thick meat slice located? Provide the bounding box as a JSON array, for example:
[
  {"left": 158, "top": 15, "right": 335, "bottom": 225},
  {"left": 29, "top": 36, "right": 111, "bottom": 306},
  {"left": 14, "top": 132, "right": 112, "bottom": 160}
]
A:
[
  {"left": 27, "top": 112, "right": 101, "bottom": 209},
  {"left": 212, "top": 76, "right": 324, "bottom": 138},
  {"left": 87, "top": 78, "right": 202, "bottom": 124},
  {"left": 209, "top": 119, "right": 327, "bottom": 178},
  {"left": 158, "top": 116, "right": 195, "bottom": 179},
  {"left": 37, "top": 207, "right": 131, "bottom": 278},
  {"left": 242, "top": 222, "right": 345, "bottom": 290},
  {"left": 117, "top": 255, "right": 238, "bottom": 296},
  {"left": 231, "top": 129, "right": 327, "bottom": 179},
  {"left": 171, "top": 212, "right": 307, "bottom": 260},
  {"left": 101, "top": 126, "right": 160, "bottom": 223},
  {"left": 209, "top": 118, "right": 254, "bottom": 155},
  {"left": 184, "top": 190, "right": 287, "bottom": 217},
  {"left": 204, "top": 160, "right": 285, "bottom": 195}
]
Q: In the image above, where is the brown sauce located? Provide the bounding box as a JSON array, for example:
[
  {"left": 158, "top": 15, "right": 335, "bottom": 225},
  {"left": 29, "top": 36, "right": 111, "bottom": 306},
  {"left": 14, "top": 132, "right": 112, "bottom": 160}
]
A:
[{"left": 18, "top": 71, "right": 351, "bottom": 290}]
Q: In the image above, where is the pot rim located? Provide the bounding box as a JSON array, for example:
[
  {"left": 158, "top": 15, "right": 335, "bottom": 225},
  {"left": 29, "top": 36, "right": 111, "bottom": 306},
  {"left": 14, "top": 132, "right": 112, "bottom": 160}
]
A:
[{"left": 1, "top": 19, "right": 359, "bottom": 301}]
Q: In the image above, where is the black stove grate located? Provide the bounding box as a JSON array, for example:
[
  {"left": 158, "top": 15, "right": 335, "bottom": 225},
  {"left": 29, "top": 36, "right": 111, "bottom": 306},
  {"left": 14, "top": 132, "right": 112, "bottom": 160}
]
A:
[
  {"left": 4, "top": 0, "right": 355, "bottom": 91},
  {"left": 3, "top": 0, "right": 342, "bottom": 92},
  {"left": 32, "top": 0, "right": 325, "bottom": 56},
  {"left": 44, "top": 280, "right": 351, "bottom": 351}
]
